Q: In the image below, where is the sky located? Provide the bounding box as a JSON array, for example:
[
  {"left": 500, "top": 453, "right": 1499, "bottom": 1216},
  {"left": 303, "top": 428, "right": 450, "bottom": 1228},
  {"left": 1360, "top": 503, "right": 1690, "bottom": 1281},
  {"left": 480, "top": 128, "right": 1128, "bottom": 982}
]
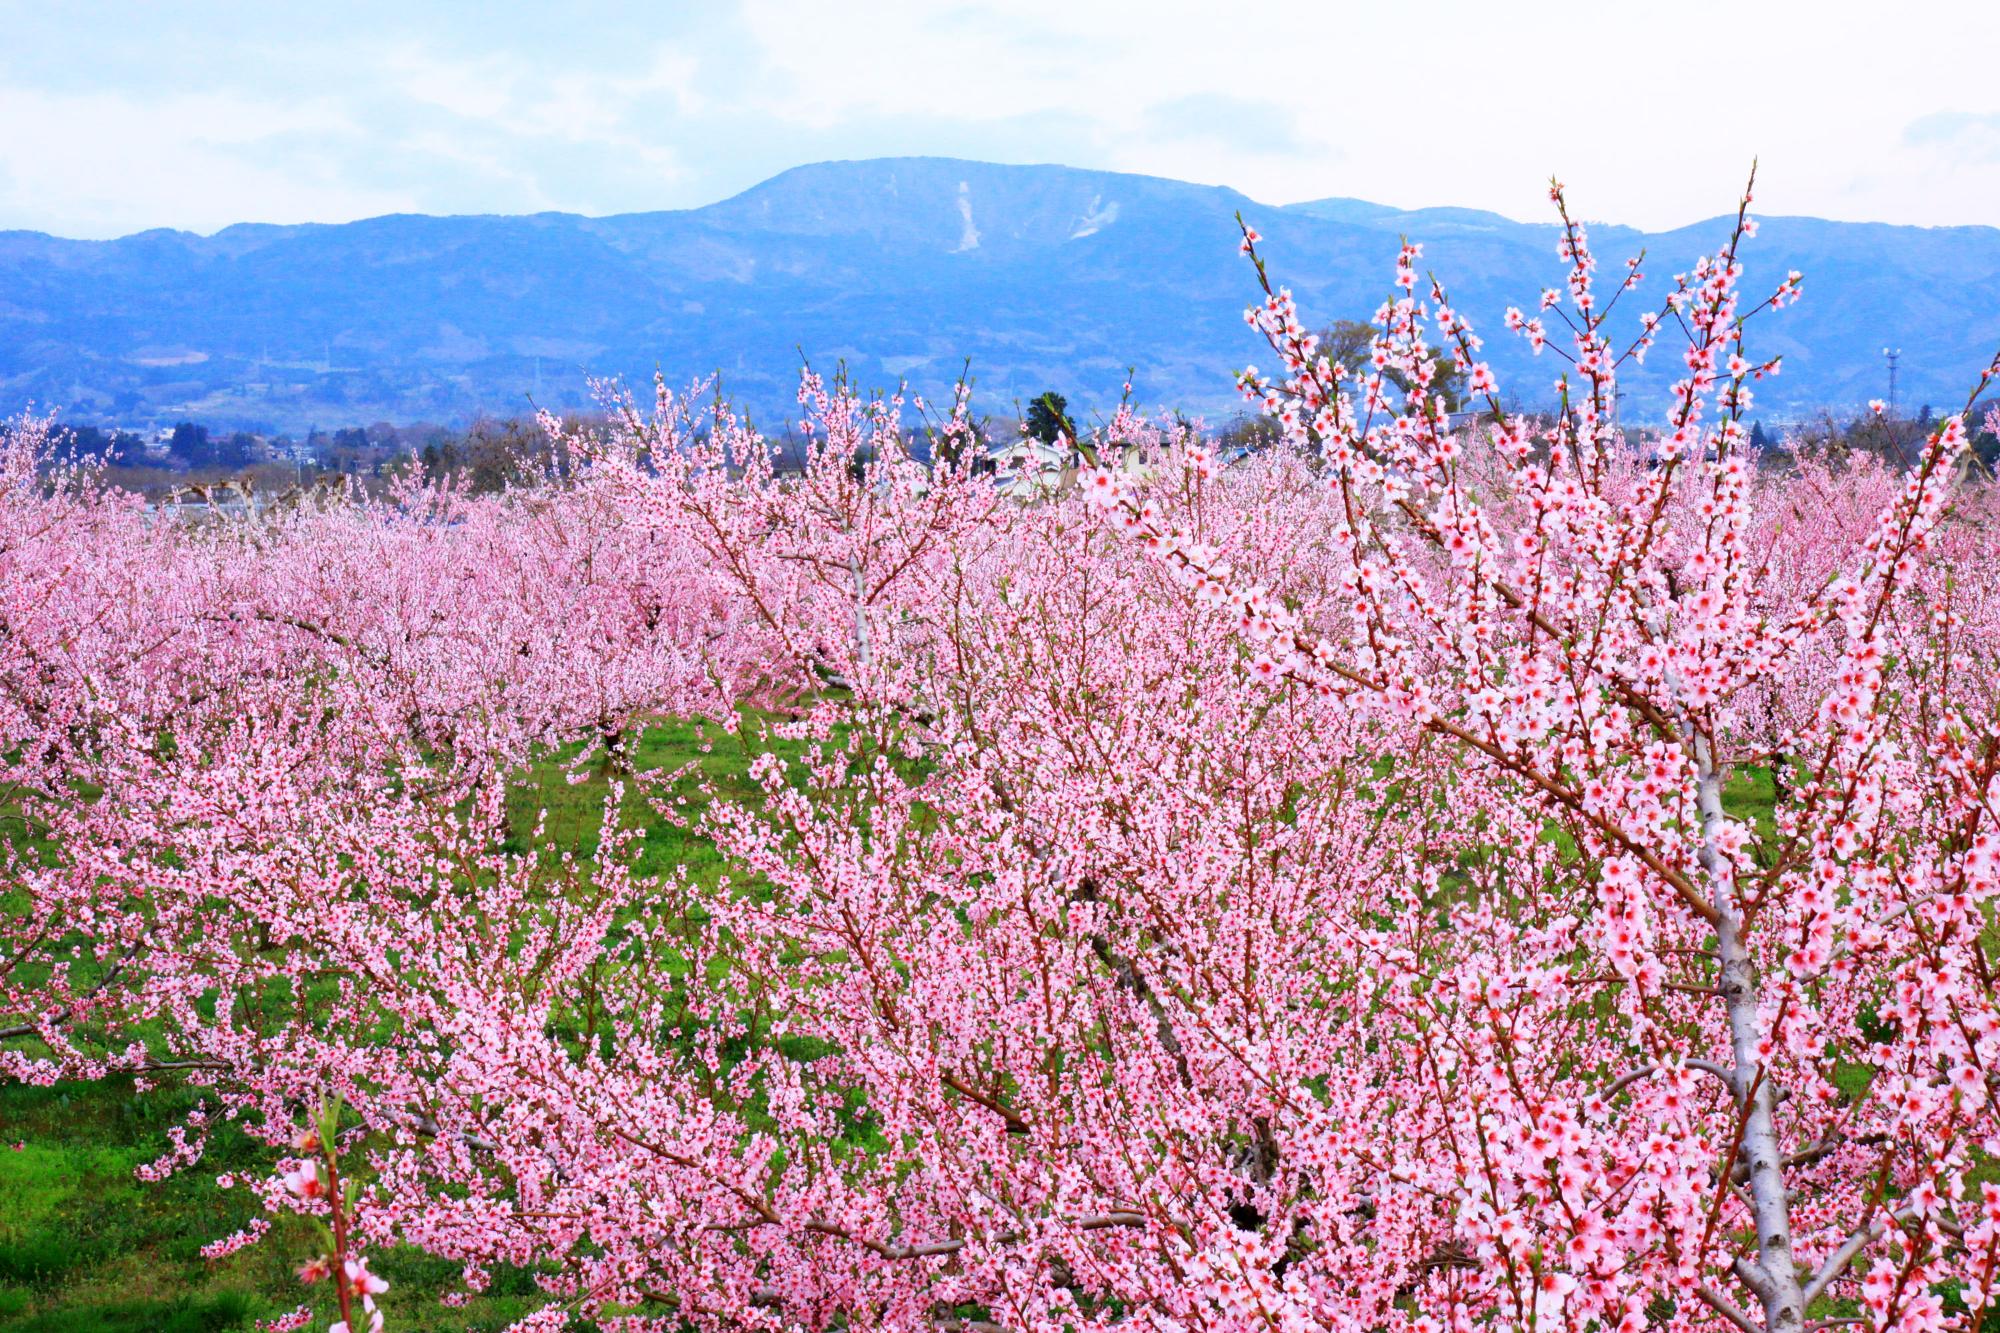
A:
[{"left": 4, "top": 0, "right": 1997, "bottom": 239}]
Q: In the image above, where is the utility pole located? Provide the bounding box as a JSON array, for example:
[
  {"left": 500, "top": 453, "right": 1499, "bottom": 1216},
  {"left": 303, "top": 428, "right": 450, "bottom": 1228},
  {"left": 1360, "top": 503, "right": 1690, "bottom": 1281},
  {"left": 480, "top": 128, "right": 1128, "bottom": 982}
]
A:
[{"left": 1883, "top": 347, "right": 1901, "bottom": 419}]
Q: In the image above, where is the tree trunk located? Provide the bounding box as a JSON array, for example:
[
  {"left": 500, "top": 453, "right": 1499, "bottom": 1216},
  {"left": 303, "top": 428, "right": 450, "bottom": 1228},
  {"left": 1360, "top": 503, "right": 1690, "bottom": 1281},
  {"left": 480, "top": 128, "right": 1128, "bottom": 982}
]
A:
[{"left": 1698, "top": 736, "right": 1805, "bottom": 1332}]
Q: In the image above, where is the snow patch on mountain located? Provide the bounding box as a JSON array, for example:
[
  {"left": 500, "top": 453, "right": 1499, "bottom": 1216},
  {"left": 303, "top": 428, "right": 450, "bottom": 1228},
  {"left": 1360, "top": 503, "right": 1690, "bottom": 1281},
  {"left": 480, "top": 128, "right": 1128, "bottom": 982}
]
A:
[
  {"left": 1070, "top": 195, "right": 1119, "bottom": 239},
  {"left": 953, "top": 181, "right": 980, "bottom": 252}
]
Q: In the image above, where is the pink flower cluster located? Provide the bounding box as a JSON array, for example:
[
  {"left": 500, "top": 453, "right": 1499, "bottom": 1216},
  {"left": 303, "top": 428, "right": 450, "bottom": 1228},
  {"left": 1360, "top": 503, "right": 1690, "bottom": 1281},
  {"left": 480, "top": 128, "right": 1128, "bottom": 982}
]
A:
[{"left": 5, "top": 176, "right": 2000, "bottom": 1333}]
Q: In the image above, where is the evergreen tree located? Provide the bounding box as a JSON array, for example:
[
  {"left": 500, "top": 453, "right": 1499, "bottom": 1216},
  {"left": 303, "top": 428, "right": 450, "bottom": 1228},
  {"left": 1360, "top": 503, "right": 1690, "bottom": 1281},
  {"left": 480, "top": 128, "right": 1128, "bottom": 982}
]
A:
[{"left": 1025, "top": 391, "right": 1075, "bottom": 446}]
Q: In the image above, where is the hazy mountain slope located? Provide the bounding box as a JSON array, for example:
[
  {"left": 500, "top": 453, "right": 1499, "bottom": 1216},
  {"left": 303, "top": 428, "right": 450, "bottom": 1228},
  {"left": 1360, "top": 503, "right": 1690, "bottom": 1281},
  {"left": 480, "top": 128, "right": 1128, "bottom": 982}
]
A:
[{"left": 1, "top": 156, "right": 1994, "bottom": 431}]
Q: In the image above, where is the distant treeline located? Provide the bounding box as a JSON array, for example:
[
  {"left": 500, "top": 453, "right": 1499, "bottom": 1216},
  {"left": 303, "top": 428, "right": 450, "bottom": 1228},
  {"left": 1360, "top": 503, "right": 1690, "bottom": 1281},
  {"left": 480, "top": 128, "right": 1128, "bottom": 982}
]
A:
[
  {"left": 37, "top": 393, "right": 2000, "bottom": 499},
  {"left": 45, "top": 415, "right": 596, "bottom": 496}
]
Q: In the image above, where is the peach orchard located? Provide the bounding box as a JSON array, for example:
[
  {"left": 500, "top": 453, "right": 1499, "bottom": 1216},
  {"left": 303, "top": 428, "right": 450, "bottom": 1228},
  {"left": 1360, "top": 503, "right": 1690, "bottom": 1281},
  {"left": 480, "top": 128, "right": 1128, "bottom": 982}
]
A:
[{"left": 6, "top": 177, "right": 2000, "bottom": 1333}]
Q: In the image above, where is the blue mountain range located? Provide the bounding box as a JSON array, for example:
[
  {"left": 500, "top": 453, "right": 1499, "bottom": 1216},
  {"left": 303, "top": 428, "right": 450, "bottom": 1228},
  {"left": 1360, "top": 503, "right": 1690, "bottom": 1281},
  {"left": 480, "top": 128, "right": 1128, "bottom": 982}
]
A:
[{"left": 3, "top": 157, "right": 1995, "bottom": 432}]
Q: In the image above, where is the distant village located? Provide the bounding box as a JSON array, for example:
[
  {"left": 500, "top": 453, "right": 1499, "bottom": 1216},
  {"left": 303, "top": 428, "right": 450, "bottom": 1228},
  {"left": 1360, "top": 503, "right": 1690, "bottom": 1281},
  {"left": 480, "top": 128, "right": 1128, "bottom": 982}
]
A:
[
  {"left": 45, "top": 385, "right": 2000, "bottom": 508},
  {"left": 53, "top": 415, "right": 562, "bottom": 496}
]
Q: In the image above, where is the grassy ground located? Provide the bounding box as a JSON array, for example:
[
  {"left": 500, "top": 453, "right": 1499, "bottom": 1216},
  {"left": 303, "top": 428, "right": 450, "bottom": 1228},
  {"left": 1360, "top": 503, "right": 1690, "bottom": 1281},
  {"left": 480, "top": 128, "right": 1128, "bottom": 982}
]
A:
[{"left": 0, "top": 715, "right": 781, "bottom": 1332}]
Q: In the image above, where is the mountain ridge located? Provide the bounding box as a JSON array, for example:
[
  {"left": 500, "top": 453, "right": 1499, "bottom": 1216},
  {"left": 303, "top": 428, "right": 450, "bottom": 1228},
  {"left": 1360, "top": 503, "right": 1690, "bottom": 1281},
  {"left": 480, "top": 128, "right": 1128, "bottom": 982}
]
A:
[{"left": 3, "top": 156, "right": 1995, "bottom": 431}]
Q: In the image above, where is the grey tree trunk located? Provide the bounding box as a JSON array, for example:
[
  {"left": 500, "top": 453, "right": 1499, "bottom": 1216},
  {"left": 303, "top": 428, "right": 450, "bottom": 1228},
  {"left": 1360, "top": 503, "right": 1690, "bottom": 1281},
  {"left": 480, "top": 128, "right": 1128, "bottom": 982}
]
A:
[{"left": 1697, "top": 735, "right": 1805, "bottom": 1332}]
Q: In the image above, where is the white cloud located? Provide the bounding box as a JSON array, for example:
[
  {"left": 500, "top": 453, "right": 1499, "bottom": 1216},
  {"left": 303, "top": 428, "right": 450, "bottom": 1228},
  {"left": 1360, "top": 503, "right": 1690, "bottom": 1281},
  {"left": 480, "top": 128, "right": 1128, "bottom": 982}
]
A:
[
  {"left": 1906, "top": 112, "right": 2000, "bottom": 164},
  {"left": 0, "top": 87, "right": 413, "bottom": 235},
  {"left": 1, "top": 0, "right": 1996, "bottom": 235},
  {"left": 729, "top": 0, "right": 2000, "bottom": 228}
]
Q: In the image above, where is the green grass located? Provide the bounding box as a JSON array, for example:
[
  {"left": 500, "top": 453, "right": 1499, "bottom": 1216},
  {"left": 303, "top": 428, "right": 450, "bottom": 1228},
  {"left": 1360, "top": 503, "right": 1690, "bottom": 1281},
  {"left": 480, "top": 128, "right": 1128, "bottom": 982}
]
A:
[
  {"left": 1, "top": 1293, "right": 261, "bottom": 1333},
  {"left": 0, "top": 1081, "right": 302, "bottom": 1330},
  {"left": 0, "top": 714, "right": 781, "bottom": 1331},
  {"left": 1721, "top": 762, "right": 1779, "bottom": 838}
]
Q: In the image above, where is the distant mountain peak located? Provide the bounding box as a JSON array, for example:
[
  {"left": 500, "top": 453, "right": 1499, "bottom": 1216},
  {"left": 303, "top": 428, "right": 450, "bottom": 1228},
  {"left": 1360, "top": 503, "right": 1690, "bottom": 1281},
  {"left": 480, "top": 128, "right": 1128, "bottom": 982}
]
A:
[{"left": 3, "top": 157, "right": 1996, "bottom": 432}]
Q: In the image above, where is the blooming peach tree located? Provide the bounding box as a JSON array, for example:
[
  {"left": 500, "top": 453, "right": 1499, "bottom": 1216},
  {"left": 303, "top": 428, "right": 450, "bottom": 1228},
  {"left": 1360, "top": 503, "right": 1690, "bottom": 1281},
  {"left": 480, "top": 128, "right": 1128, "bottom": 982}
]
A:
[
  {"left": 6, "top": 176, "right": 2000, "bottom": 1333},
  {"left": 1088, "top": 176, "right": 2000, "bottom": 1332}
]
